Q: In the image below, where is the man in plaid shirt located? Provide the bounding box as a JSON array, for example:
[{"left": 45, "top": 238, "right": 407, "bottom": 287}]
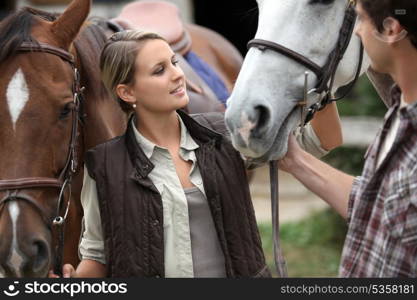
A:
[{"left": 280, "top": 0, "right": 417, "bottom": 277}]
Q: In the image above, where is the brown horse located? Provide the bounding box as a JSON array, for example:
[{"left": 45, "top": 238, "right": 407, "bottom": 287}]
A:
[
  {"left": 187, "top": 23, "right": 243, "bottom": 94},
  {"left": 0, "top": 0, "right": 127, "bottom": 278},
  {"left": 0, "top": 0, "right": 242, "bottom": 278}
]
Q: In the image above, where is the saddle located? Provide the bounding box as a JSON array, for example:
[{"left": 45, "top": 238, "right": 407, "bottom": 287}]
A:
[
  {"left": 110, "top": 0, "right": 225, "bottom": 114},
  {"left": 113, "top": 0, "right": 191, "bottom": 55}
]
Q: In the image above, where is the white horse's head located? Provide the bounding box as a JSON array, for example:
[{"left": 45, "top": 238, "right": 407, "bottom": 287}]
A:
[{"left": 225, "top": 0, "right": 370, "bottom": 161}]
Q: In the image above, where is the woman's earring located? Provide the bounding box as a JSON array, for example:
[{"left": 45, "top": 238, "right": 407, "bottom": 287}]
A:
[{"left": 133, "top": 103, "right": 137, "bottom": 108}]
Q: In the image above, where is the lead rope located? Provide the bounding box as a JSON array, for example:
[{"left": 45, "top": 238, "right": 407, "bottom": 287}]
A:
[{"left": 269, "top": 161, "right": 287, "bottom": 277}]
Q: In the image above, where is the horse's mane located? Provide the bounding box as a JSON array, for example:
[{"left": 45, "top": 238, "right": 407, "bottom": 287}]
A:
[
  {"left": 0, "top": 7, "right": 57, "bottom": 63},
  {"left": 74, "top": 18, "right": 112, "bottom": 102},
  {"left": 73, "top": 19, "right": 127, "bottom": 148}
]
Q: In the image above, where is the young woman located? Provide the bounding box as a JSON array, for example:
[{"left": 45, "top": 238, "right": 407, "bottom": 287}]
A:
[{"left": 50, "top": 30, "right": 342, "bottom": 278}]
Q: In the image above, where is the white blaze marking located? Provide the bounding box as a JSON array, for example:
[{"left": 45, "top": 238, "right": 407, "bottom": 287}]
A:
[
  {"left": 238, "top": 112, "right": 256, "bottom": 147},
  {"left": 6, "top": 68, "right": 30, "bottom": 131},
  {"left": 8, "top": 202, "right": 25, "bottom": 277}
]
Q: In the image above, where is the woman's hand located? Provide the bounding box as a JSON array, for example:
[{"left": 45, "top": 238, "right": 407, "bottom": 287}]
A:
[{"left": 48, "top": 264, "right": 77, "bottom": 278}]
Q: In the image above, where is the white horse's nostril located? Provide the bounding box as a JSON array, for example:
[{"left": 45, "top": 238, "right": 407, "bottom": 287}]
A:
[{"left": 238, "top": 112, "right": 257, "bottom": 147}]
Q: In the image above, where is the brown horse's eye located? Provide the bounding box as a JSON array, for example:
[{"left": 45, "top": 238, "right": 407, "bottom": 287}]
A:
[{"left": 59, "top": 102, "right": 73, "bottom": 120}]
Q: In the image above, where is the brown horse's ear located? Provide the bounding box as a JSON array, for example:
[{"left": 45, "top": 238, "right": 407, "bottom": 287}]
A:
[{"left": 50, "top": 0, "right": 91, "bottom": 49}]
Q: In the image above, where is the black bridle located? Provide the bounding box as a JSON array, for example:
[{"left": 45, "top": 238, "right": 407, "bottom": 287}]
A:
[
  {"left": 248, "top": 0, "right": 363, "bottom": 126},
  {"left": 247, "top": 0, "right": 361, "bottom": 277},
  {"left": 0, "top": 41, "right": 83, "bottom": 277}
]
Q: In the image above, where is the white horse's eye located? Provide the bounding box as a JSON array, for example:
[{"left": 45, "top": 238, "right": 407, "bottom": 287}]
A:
[{"left": 309, "top": 0, "right": 335, "bottom": 5}]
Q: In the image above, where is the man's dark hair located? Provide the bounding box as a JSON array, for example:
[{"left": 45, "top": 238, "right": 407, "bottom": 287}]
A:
[{"left": 359, "top": 0, "right": 417, "bottom": 49}]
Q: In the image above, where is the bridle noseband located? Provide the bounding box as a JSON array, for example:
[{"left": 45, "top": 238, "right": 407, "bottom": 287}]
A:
[
  {"left": 247, "top": 0, "right": 361, "bottom": 277},
  {"left": 0, "top": 41, "right": 83, "bottom": 277}
]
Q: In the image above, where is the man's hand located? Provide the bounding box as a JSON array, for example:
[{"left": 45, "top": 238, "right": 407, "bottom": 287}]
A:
[
  {"left": 278, "top": 134, "right": 303, "bottom": 174},
  {"left": 278, "top": 133, "right": 353, "bottom": 219}
]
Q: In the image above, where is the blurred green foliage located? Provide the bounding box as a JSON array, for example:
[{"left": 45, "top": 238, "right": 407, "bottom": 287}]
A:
[
  {"left": 322, "top": 146, "right": 366, "bottom": 175},
  {"left": 337, "top": 76, "right": 387, "bottom": 117},
  {"left": 258, "top": 209, "right": 347, "bottom": 277}
]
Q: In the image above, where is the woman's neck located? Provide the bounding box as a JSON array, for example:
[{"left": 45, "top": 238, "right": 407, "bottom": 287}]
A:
[{"left": 135, "top": 110, "right": 181, "bottom": 148}]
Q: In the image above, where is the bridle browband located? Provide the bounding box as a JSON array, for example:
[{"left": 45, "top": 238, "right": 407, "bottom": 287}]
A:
[
  {"left": 0, "top": 41, "right": 83, "bottom": 277},
  {"left": 247, "top": 0, "right": 361, "bottom": 278}
]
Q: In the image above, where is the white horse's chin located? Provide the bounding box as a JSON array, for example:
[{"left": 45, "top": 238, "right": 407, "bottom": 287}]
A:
[
  {"left": 264, "top": 108, "right": 299, "bottom": 161},
  {"left": 234, "top": 108, "right": 299, "bottom": 162},
  {"left": 233, "top": 144, "right": 262, "bottom": 159}
]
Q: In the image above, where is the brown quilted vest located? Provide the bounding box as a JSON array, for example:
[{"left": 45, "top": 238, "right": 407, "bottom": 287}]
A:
[{"left": 85, "top": 110, "right": 270, "bottom": 278}]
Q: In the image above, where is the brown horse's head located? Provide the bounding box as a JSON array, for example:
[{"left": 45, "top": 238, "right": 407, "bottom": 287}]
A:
[{"left": 0, "top": 0, "right": 91, "bottom": 278}]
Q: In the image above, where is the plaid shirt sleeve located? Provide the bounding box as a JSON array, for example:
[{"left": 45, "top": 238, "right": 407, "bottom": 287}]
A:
[{"left": 404, "top": 176, "right": 417, "bottom": 247}]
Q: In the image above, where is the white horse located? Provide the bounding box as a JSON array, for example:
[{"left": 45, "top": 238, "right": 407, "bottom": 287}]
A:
[{"left": 225, "top": 0, "right": 370, "bottom": 161}]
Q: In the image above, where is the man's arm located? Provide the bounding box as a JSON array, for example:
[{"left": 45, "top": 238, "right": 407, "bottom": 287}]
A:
[
  {"left": 280, "top": 135, "right": 355, "bottom": 219},
  {"left": 310, "top": 102, "right": 343, "bottom": 151}
]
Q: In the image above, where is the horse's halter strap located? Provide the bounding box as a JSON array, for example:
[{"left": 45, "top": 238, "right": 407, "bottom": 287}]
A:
[
  {"left": 0, "top": 41, "right": 83, "bottom": 277},
  {"left": 246, "top": 0, "right": 361, "bottom": 278},
  {"left": 19, "top": 41, "right": 76, "bottom": 65}
]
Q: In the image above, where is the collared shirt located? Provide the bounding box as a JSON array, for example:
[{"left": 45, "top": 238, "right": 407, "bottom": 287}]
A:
[
  {"left": 376, "top": 94, "right": 408, "bottom": 168},
  {"left": 79, "top": 114, "right": 207, "bottom": 277},
  {"left": 340, "top": 86, "right": 417, "bottom": 277}
]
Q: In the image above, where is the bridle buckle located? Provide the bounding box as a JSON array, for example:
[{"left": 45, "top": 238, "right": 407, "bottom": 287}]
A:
[{"left": 53, "top": 216, "right": 64, "bottom": 226}]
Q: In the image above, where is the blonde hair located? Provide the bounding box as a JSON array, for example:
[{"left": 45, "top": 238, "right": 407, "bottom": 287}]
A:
[{"left": 100, "top": 30, "right": 166, "bottom": 112}]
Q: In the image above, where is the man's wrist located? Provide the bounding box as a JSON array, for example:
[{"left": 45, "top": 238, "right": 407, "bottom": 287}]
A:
[{"left": 287, "top": 148, "right": 311, "bottom": 175}]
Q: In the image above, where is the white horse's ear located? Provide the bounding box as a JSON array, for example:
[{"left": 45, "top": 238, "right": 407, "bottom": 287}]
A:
[
  {"left": 372, "top": 17, "right": 408, "bottom": 45},
  {"left": 51, "top": 0, "right": 91, "bottom": 49}
]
